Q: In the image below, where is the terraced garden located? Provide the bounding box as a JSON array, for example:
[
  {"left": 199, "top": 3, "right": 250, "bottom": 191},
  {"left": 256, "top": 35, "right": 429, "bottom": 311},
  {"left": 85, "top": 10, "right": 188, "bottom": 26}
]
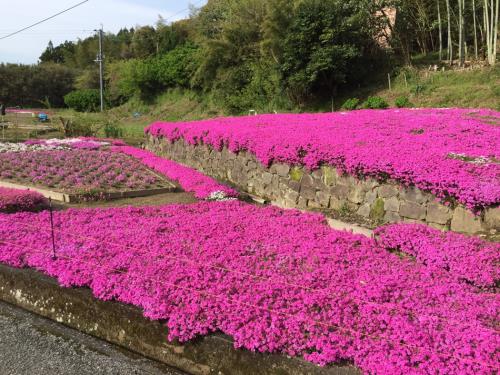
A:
[{"left": 0, "top": 108, "right": 498, "bottom": 375}]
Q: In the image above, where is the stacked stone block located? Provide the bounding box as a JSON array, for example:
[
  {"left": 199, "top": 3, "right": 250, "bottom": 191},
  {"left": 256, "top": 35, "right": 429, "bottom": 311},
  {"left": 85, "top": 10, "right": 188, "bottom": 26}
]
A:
[{"left": 147, "top": 136, "right": 498, "bottom": 235}]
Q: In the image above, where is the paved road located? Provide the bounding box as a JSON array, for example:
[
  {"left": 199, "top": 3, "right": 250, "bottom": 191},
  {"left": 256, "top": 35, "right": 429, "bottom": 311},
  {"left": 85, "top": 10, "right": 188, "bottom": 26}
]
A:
[{"left": 0, "top": 301, "right": 185, "bottom": 375}]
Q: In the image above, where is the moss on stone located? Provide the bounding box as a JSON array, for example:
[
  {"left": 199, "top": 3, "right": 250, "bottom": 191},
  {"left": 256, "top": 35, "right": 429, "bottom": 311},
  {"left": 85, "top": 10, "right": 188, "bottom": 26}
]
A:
[
  {"left": 289, "top": 167, "right": 304, "bottom": 182},
  {"left": 370, "top": 198, "right": 386, "bottom": 222},
  {"left": 321, "top": 166, "right": 337, "bottom": 186}
]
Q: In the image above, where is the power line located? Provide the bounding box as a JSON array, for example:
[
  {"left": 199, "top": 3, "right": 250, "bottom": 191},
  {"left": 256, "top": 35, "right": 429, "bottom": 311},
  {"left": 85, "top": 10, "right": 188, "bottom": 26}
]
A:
[
  {"left": 160, "top": 0, "right": 206, "bottom": 23},
  {"left": 0, "top": 0, "right": 90, "bottom": 41}
]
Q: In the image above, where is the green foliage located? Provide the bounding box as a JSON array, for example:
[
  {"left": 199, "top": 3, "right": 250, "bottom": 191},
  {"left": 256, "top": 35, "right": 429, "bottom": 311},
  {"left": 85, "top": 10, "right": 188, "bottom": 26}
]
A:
[
  {"left": 103, "top": 120, "right": 124, "bottom": 138},
  {"left": 58, "top": 114, "right": 100, "bottom": 137},
  {"left": 370, "top": 198, "right": 385, "bottom": 223},
  {"left": 0, "top": 63, "right": 75, "bottom": 107},
  {"left": 361, "top": 96, "right": 389, "bottom": 109},
  {"left": 64, "top": 89, "right": 101, "bottom": 112},
  {"left": 395, "top": 96, "right": 413, "bottom": 108},
  {"left": 280, "top": 0, "right": 381, "bottom": 104},
  {"left": 341, "top": 98, "right": 360, "bottom": 111},
  {"left": 107, "top": 44, "right": 199, "bottom": 102}
]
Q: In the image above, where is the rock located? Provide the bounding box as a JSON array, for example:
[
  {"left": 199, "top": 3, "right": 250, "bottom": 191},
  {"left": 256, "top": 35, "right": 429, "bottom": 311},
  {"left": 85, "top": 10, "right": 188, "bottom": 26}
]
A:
[
  {"left": 400, "top": 187, "right": 428, "bottom": 204},
  {"left": 274, "top": 164, "right": 290, "bottom": 177},
  {"left": 451, "top": 206, "right": 483, "bottom": 234},
  {"left": 315, "top": 191, "right": 331, "bottom": 208},
  {"left": 357, "top": 204, "right": 371, "bottom": 218},
  {"left": 348, "top": 184, "right": 366, "bottom": 204},
  {"left": 330, "top": 185, "right": 349, "bottom": 200},
  {"left": 384, "top": 211, "right": 401, "bottom": 223},
  {"left": 301, "top": 187, "right": 317, "bottom": 200},
  {"left": 337, "top": 174, "right": 356, "bottom": 186},
  {"left": 426, "top": 201, "right": 452, "bottom": 225},
  {"left": 298, "top": 197, "right": 308, "bottom": 209},
  {"left": 300, "top": 174, "right": 315, "bottom": 189},
  {"left": 384, "top": 197, "right": 400, "bottom": 212},
  {"left": 284, "top": 191, "right": 299, "bottom": 206},
  {"left": 378, "top": 185, "right": 399, "bottom": 198},
  {"left": 329, "top": 197, "right": 344, "bottom": 210},
  {"left": 311, "top": 169, "right": 323, "bottom": 180},
  {"left": 262, "top": 172, "right": 273, "bottom": 185},
  {"left": 365, "top": 190, "right": 378, "bottom": 204},
  {"left": 308, "top": 200, "right": 322, "bottom": 209},
  {"left": 400, "top": 202, "right": 426, "bottom": 220},
  {"left": 288, "top": 180, "right": 301, "bottom": 192},
  {"left": 428, "top": 222, "right": 447, "bottom": 231},
  {"left": 484, "top": 206, "right": 500, "bottom": 230}
]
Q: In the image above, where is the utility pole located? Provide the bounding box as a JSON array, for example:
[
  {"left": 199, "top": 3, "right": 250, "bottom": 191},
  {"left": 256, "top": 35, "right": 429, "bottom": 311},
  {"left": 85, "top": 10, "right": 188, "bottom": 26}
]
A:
[{"left": 95, "top": 26, "right": 104, "bottom": 112}]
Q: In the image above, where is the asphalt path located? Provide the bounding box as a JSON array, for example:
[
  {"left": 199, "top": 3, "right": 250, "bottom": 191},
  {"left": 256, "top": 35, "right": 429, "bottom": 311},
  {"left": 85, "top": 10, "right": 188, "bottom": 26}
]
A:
[{"left": 0, "top": 300, "right": 186, "bottom": 375}]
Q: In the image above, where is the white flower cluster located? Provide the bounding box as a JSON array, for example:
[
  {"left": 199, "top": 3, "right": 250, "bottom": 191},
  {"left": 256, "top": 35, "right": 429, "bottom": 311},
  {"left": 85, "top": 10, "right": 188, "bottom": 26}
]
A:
[
  {"left": 43, "top": 138, "right": 109, "bottom": 147},
  {"left": 0, "top": 142, "right": 67, "bottom": 153},
  {"left": 206, "top": 191, "right": 237, "bottom": 201}
]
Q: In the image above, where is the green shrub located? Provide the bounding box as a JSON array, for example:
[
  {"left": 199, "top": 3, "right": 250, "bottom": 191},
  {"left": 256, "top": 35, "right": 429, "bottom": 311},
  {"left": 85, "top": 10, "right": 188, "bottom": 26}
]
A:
[
  {"left": 64, "top": 89, "right": 100, "bottom": 112},
  {"left": 341, "top": 98, "right": 360, "bottom": 110},
  {"left": 361, "top": 96, "right": 389, "bottom": 109},
  {"left": 104, "top": 120, "right": 124, "bottom": 138},
  {"left": 395, "top": 96, "right": 413, "bottom": 108},
  {"left": 58, "top": 115, "right": 100, "bottom": 137}
]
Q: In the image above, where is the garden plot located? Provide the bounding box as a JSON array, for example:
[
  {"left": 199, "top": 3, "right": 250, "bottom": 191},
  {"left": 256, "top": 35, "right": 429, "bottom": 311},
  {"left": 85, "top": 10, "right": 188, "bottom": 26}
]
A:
[
  {"left": 0, "top": 149, "right": 175, "bottom": 202},
  {"left": 146, "top": 108, "right": 500, "bottom": 210},
  {"left": 0, "top": 201, "right": 497, "bottom": 374}
]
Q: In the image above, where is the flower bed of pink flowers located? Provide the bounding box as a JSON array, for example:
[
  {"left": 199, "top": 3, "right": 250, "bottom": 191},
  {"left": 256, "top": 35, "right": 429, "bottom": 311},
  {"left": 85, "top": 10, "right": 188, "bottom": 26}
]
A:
[
  {"left": 111, "top": 146, "right": 238, "bottom": 199},
  {"left": 0, "top": 187, "right": 48, "bottom": 213},
  {"left": 375, "top": 223, "right": 499, "bottom": 288},
  {"left": 0, "top": 201, "right": 497, "bottom": 374},
  {"left": 146, "top": 108, "right": 500, "bottom": 210},
  {"left": 0, "top": 150, "right": 167, "bottom": 193}
]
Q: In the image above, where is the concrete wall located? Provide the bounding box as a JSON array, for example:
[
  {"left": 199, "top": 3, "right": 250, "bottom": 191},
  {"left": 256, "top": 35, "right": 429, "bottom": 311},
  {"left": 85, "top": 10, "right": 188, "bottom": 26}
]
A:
[
  {"left": 0, "top": 264, "right": 359, "bottom": 375},
  {"left": 147, "top": 136, "right": 499, "bottom": 235}
]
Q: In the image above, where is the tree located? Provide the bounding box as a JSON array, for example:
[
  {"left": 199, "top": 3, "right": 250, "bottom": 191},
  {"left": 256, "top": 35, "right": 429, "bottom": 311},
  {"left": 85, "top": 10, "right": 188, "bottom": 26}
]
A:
[
  {"left": 131, "top": 26, "right": 157, "bottom": 58},
  {"left": 457, "top": 0, "right": 465, "bottom": 67},
  {"left": 438, "top": 0, "right": 443, "bottom": 60},
  {"left": 281, "top": 0, "right": 380, "bottom": 104},
  {"left": 484, "top": 0, "right": 499, "bottom": 65},
  {"left": 446, "top": 0, "right": 453, "bottom": 63}
]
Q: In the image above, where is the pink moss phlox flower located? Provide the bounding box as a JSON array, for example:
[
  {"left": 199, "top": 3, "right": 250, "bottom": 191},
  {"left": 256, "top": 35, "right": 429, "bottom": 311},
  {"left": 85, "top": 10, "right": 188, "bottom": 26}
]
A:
[
  {"left": 0, "top": 201, "right": 498, "bottom": 374},
  {"left": 0, "top": 187, "right": 48, "bottom": 213},
  {"left": 111, "top": 146, "right": 238, "bottom": 199},
  {"left": 146, "top": 108, "right": 500, "bottom": 210},
  {"left": 375, "top": 223, "right": 500, "bottom": 288},
  {"left": 0, "top": 150, "right": 162, "bottom": 193}
]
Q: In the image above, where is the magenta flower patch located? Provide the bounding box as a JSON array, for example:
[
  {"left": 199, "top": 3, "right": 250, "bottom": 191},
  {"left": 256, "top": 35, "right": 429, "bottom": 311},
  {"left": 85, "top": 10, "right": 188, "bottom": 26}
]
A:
[
  {"left": 146, "top": 108, "right": 500, "bottom": 210},
  {"left": 0, "top": 187, "right": 48, "bottom": 213},
  {"left": 112, "top": 146, "right": 238, "bottom": 200},
  {"left": 0, "top": 150, "right": 166, "bottom": 193},
  {"left": 375, "top": 223, "right": 500, "bottom": 288},
  {"left": 0, "top": 201, "right": 497, "bottom": 374}
]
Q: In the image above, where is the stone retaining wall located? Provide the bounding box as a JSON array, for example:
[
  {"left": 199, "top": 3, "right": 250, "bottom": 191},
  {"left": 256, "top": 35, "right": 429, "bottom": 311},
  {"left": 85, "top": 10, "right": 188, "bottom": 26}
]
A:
[{"left": 147, "top": 136, "right": 499, "bottom": 235}]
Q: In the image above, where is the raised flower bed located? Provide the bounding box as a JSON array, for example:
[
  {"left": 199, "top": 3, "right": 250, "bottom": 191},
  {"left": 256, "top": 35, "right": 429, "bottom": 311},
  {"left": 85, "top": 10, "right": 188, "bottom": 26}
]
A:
[
  {"left": 146, "top": 108, "right": 500, "bottom": 234},
  {"left": 0, "top": 149, "right": 175, "bottom": 201},
  {"left": 0, "top": 202, "right": 497, "bottom": 374},
  {"left": 111, "top": 146, "right": 238, "bottom": 200}
]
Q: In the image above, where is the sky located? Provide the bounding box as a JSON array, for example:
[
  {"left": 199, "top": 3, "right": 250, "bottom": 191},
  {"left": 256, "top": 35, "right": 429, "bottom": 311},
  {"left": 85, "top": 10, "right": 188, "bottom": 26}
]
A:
[{"left": 0, "top": 0, "right": 207, "bottom": 64}]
